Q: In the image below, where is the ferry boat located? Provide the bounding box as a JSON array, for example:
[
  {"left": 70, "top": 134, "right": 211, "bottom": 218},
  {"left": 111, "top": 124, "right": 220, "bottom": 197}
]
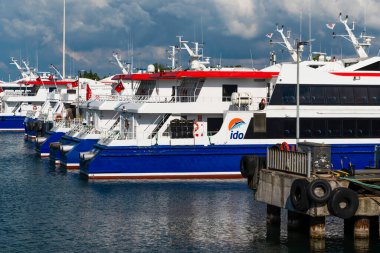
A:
[
  {"left": 34, "top": 77, "right": 113, "bottom": 157},
  {"left": 76, "top": 15, "right": 380, "bottom": 179},
  {"left": 73, "top": 35, "right": 279, "bottom": 179},
  {"left": 57, "top": 43, "right": 202, "bottom": 169},
  {"left": 38, "top": 53, "right": 131, "bottom": 162},
  {"left": 0, "top": 58, "right": 78, "bottom": 132}
]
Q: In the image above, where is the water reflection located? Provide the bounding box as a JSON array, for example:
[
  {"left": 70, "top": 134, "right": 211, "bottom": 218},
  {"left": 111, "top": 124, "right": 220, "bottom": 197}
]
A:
[{"left": 0, "top": 133, "right": 379, "bottom": 252}]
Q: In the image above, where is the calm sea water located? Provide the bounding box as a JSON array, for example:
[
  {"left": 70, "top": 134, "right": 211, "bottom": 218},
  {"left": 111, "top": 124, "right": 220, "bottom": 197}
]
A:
[{"left": 0, "top": 133, "right": 379, "bottom": 252}]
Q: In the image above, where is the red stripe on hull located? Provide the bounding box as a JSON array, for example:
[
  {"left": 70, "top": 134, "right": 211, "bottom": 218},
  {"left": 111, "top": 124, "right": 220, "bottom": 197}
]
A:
[
  {"left": 61, "top": 164, "right": 80, "bottom": 170},
  {"left": 80, "top": 173, "right": 243, "bottom": 180},
  {"left": 330, "top": 72, "right": 380, "bottom": 77}
]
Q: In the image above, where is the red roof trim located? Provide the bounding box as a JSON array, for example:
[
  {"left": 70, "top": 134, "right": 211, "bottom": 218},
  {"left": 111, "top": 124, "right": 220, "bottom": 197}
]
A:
[{"left": 112, "top": 73, "right": 152, "bottom": 81}]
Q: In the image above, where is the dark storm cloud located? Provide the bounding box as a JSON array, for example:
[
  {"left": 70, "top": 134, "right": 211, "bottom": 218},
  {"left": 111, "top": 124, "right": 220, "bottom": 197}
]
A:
[{"left": 0, "top": 0, "right": 378, "bottom": 80}]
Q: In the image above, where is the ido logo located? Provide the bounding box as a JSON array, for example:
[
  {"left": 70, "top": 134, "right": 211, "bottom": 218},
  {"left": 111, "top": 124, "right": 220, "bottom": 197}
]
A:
[{"left": 228, "top": 118, "right": 246, "bottom": 139}]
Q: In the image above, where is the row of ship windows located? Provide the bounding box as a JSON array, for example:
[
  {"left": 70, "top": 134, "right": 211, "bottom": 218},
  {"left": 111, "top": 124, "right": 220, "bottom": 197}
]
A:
[
  {"left": 270, "top": 85, "right": 380, "bottom": 105},
  {"left": 244, "top": 118, "right": 380, "bottom": 139}
]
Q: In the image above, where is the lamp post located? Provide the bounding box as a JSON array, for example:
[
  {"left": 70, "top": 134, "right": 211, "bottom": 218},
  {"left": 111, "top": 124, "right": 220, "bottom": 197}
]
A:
[
  {"left": 296, "top": 41, "right": 308, "bottom": 147},
  {"left": 76, "top": 70, "right": 84, "bottom": 119}
]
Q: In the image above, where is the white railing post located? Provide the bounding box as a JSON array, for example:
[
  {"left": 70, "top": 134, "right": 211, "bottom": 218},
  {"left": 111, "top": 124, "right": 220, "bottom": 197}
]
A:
[{"left": 307, "top": 151, "right": 312, "bottom": 178}]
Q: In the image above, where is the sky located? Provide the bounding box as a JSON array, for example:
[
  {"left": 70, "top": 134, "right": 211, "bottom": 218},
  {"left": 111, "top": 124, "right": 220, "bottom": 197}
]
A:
[{"left": 0, "top": 0, "right": 378, "bottom": 80}]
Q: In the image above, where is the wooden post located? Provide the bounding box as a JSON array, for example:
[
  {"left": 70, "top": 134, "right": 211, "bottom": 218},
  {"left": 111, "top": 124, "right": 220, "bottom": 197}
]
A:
[
  {"left": 309, "top": 216, "right": 325, "bottom": 239},
  {"left": 267, "top": 204, "right": 281, "bottom": 226},
  {"left": 345, "top": 216, "right": 378, "bottom": 239},
  {"left": 354, "top": 217, "right": 370, "bottom": 239},
  {"left": 369, "top": 216, "right": 379, "bottom": 239},
  {"left": 288, "top": 210, "right": 309, "bottom": 233}
]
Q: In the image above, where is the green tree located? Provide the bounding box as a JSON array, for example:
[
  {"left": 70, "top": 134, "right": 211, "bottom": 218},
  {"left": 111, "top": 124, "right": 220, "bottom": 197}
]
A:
[
  {"left": 153, "top": 63, "right": 169, "bottom": 72},
  {"left": 79, "top": 70, "right": 100, "bottom": 80}
]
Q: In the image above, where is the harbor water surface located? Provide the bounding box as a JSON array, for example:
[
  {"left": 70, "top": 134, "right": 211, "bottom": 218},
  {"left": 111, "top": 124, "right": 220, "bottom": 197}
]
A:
[{"left": 1, "top": 133, "right": 380, "bottom": 252}]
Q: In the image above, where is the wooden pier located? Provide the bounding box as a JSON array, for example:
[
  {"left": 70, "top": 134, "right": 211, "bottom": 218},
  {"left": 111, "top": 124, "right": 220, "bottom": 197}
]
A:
[{"left": 241, "top": 142, "right": 380, "bottom": 243}]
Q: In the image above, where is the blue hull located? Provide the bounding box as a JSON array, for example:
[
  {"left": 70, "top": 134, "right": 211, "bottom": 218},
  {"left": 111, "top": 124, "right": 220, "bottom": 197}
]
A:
[
  {"left": 60, "top": 136, "right": 99, "bottom": 169},
  {"left": 35, "top": 131, "right": 66, "bottom": 157},
  {"left": 80, "top": 144, "right": 267, "bottom": 179},
  {"left": 80, "top": 143, "right": 378, "bottom": 180},
  {"left": 0, "top": 115, "right": 25, "bottom": 132}
]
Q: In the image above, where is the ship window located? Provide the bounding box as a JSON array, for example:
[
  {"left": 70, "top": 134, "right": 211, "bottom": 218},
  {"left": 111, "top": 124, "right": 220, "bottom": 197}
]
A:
[
  {"left": 372, "top": 119, "right": 380, "bottom": 137},
  {"left": 339, "top": 87, "right": 354, "bottom": 105},
  {"left": 222, "top": 85, "right": 237, "bottom": 101},
  {"left": 67, "top": 90, "right": 76, "bottom": 94},
  {"left": 284, "top": 118, "right": 296, "bottom": 137},
  {"left": 267, "top": 118, "right": 284, "bottom": 138},
  {"left": 356, "top": 61, "right": 380, "bottom": 71},
  {"left": 368, "top": 87, "right": 380, "bottom": 105},
  {"left": 282, "top": 85, "right": 296, "bottom": 104},
  {"left": 342, "top": 120, "right": 355, "bottom": 137},
  {"left": 244, "top": 118, "right": 254, "bottom": 139},
  {"left": 300, "top": 119, "right": 313, "bottom": 137},
  {"left": 357, "top": 119, "right": 370, "bottom": 137},
  {"left": 300, "top": 86, "right": 311, "bottom": 104},
  {"left": 327, "top": 119, "right": 341, "bottom": 138},
  {"left": 354, "top": 87, "right": 368, "bottom": 104},
  {"left": 313, "top": 119, "right": 326, "bottom": 137},
  {"left": 310, "top": 87, "right": 325, "bottom": 104},
  {"left": 325, "top": 87, "right": 340, "bottom": 104},
  {"left": 268, "top": 85, "right": 284, "bottom": 105},
  {"left": 207, "top": 118, "right": 223, "bottom": 136}
]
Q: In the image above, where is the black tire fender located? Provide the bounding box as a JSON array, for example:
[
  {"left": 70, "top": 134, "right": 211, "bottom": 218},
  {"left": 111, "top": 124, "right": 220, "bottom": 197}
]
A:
[
  {"left": 327, "top": 187, "right": 359, "bottom": 219},
  {"left": 240, "top": 155, "right": 257, "bottom": 178},
  {"left": 307, "top": 179, "right": 332, "bottom": 204},
  {"left": 290, "top": 178, "right": 310, "bottom": 211}
]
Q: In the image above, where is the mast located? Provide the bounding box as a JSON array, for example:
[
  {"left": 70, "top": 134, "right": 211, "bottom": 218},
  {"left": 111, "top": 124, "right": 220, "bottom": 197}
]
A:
[
  {"left": 339, "top": 13, "right": 368, "bottom": 58},
  {"left": 62, "top": 0, "right": 66, "bottom": 79}
]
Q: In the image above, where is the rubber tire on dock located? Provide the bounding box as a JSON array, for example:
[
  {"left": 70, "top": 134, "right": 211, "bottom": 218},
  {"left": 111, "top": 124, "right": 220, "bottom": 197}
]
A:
[
  {"left": 307, "top": 179, "right": 332, "bottom": 204},
  {"left": 290, "top": 178, "right": 310, "bottom": 212},
  {"left": 327, "top": 187, "right": 359, "bottom": 219}
]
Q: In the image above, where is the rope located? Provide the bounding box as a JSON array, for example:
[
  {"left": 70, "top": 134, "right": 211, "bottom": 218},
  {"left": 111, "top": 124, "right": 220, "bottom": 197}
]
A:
[{"left": 339, "top": 177, "right": 380, "bottom": 190}]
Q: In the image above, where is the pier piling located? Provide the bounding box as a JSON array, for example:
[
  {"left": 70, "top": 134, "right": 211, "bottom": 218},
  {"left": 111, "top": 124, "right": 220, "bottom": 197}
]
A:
[
  {"left": 345, "top": 216, "right": 379, "bottom": 239},
  {"left": 266, "top": 204, "right": 281, "bottom": 226}
]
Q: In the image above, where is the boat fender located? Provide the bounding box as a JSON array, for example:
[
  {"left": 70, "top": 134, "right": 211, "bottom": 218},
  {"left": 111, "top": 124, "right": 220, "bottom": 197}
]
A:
[
  {"left": 307, "top": 179, "right": 332, "bottom": 203},
  {"left": 290, "top": 178, "right": 310, "bottom": 211},
  {"left": 49, "top": 142, "right": 61, "bottom": 150},
  {"left": 280, "top": 142, "right": 290, "bottom": 152},
  {"left": 327, "top": 187, "right": 359, "bottom": 219},
  {"left": 240, "top": 155, "right": 257, "bottom": 178},
  {"left": 240, "top": 155, "right": 263, "bottom": 190}
]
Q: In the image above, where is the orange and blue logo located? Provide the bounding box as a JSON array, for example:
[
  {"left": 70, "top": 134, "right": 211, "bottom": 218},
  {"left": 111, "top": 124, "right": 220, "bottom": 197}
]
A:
[
  {"left": 228, "top": 118, "right": 246, "bottom": 139},
  {"left": 228, "top": 118, "right": 245, "bottom": 131}
]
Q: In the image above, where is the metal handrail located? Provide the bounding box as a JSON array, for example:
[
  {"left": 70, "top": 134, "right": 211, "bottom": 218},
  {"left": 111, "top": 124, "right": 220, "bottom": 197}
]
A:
[{"left": 267, "top": 148, "right": 312, "bottom": 177}]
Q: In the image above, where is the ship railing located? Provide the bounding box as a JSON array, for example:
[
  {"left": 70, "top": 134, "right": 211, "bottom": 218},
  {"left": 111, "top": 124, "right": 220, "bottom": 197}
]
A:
[
  {"left": 54, "top": 118, "right": 82, "bottom": 130},
  {"left": 38, "top": 113, "right": 49, "bottom": 121},
  {"left": 88, "top": 94, "right": 267, "bottom": 105},
  {"left": 267, "top": 148, "right": 312, "bottom": 177},
  {"left": 82, "top": 125, "right": 102, "bottom": 135},
  {"left": 100, "top": 129, "right": 137, "bottom": 141},
  {"left": 4, "top": 91, "right": 37, "bottom": 97},
  {"left": 26, "top": 111, "right": 37, "bottom": 117}
]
